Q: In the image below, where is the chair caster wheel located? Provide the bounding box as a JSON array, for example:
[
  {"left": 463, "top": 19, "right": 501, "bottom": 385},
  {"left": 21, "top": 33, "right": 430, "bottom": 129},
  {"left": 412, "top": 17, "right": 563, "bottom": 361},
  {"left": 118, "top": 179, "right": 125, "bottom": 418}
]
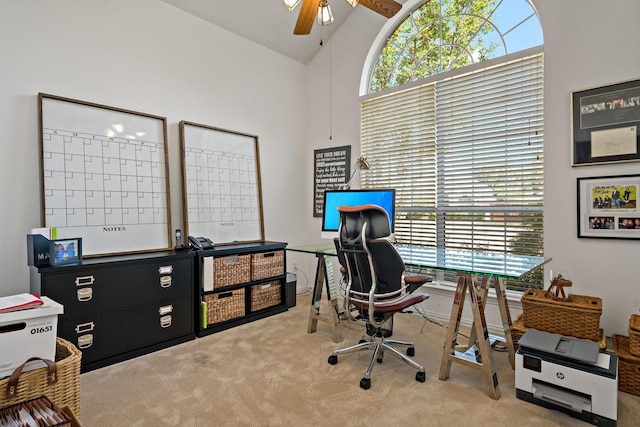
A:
[
  {"left": 360, "top": 378, "right": 371, "bottom": 389},
  {"left": 328, "top": 355, "right": 338, "bottom": 365},
  {"left": 407, "top": 347, "right": 415, "bottom": 357},
  {"left": 359, "top": 339, "right": 367, "bottom": 344},
  {"left": 416, "top": 371, "right": 426, "bottom": 382}
]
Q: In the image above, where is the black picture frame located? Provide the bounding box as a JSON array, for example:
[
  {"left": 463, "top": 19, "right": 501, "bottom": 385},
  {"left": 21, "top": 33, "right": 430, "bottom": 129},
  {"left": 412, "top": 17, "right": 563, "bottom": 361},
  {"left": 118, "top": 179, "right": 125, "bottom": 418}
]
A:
[
  {"left": 313, "top": 146, "right": 351, "bottom": 217},
  {"left": 577, "top": 174, "right": 640, "bottom": 239},
  {"left": 49, "top": 237, "right": 83, "bottom": 267},
  {"left": 571, "top": 78, "right": 640, "bottom": 166}
]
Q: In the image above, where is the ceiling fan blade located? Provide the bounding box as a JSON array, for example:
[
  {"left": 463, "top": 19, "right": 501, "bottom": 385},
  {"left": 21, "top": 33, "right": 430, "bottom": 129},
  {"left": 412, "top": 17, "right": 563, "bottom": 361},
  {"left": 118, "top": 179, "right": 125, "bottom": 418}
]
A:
[
  {"left": 294, "top": 0, "right": 321, "bottom": 35},
  {"left": 358, "top": 0, "right": 402, "bottom": 18}
]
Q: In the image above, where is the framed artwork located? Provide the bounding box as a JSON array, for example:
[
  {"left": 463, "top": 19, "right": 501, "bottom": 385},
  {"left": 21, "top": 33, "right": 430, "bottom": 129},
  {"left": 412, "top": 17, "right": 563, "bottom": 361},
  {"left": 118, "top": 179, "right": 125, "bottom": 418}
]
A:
[
  {"left": 313, "top": 146, "right": 351, "bottom": 217},
  {"left": 577, "top": 174, "right": 640, "bottom": 239},
  {"left": 38, "top": 93, "right": 172, "bottom": 257},
  {"left": 571, "top": 78, "right": 640, "bottom": 166},
  {"left": 179, "top": 121, "right": 264, "bottom": 244}
]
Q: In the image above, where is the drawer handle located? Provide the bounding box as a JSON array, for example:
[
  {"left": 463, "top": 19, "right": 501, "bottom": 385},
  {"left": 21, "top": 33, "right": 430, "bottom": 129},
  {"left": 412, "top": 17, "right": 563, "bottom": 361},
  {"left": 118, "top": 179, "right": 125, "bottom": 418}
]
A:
[
  {"left": 160, "top": 276, "right": 172, "bottom": 288},
  {"left": 159, "top": 265, "right": 173, "bottom": 275},
  {"left": 223, "top": 256, "right": 240, "bottom": 265},
  {"left": 77, "top": 287, "right": 93, "bottom": 302},
  {"left": 75, "top": 275, "right": 95, "bottom": 286},
  {"left": 159, "top": 305, "right": 173, "bottom": 316},
  {"left": 77, "top": 334, "right": 93, "bottom": 349},
  {"left": 263, "top": 252, "right": 276, "bottom": 258},
  {"left": 160, "top": 315, "right": 172, "bottom": 328},
  {"left": 75, "top": 322, "right": 95, "bottom": 334}
]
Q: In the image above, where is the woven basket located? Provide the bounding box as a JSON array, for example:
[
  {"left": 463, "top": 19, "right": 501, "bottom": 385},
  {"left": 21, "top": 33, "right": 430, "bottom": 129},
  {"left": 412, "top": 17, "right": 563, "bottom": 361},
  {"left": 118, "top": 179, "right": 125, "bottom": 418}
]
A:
[
  {"left": 628, "top": 314, "right": 640, "bottom": 357},
  {"left": 521, "top": 288, "right": 602, "bottom": 341},
  {"left": 250, "top": 281, "right": 282, "bottom": 312},
  {"left": 0, "top": 396, "right": 72, "bottom": 426},
  {"left": 204, "top": 289, "right": 245, "bottom": 325},
  {"left": 613, "top": 334, "right": 640, "bottom": 396},
  {"left": 213, "top": 255, "right": 250, "bottom": 289},
  {"left": 251, "top": 250, "right": 284, "bottom": 281},
  {"left": 0, "top": 337, "right": 82, "bottom": 418},
  {"left": 510, "top": 314, "right": 606, "bottom": 352}
]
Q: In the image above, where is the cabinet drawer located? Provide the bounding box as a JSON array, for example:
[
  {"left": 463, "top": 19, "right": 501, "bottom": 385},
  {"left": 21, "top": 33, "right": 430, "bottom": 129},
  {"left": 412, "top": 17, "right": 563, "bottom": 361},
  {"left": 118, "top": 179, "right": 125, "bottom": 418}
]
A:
[
  {"left": 43, "top": 258, "right": 192, "bottom": 317},
  {"left": 58, "top": 296, "right": 193, "bottom": 365}
]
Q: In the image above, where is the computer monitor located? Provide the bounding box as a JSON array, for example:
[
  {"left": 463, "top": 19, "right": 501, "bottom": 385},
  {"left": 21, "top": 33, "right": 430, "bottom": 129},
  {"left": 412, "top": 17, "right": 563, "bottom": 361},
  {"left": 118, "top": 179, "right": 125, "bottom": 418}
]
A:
[{"left": 321, "top": 189, "right": 395, "bottom": 238}]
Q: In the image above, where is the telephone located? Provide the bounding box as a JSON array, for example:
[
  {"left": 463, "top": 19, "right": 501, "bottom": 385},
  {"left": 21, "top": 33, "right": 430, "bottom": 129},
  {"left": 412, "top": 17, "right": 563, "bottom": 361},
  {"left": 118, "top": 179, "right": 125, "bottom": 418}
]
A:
[{"left": 188, "top": 236, "right": 215, "bottom": 250}]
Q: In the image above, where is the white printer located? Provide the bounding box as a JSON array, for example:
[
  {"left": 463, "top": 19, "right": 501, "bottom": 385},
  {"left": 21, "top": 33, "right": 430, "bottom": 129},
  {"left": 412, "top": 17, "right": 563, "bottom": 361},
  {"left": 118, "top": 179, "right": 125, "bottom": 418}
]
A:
[{"left": 515, "top": 329, "right": 617, "bottom": 427}]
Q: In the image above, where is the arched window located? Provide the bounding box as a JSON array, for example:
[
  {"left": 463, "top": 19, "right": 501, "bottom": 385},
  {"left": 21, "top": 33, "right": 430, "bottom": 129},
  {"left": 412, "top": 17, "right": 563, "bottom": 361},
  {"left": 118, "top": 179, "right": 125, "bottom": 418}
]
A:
[
  {"left": 369, "top": 0, "right": 542, "bottom": 93},
  {"left": 360, "top": 0, "right": 544, "bottom": 289}
]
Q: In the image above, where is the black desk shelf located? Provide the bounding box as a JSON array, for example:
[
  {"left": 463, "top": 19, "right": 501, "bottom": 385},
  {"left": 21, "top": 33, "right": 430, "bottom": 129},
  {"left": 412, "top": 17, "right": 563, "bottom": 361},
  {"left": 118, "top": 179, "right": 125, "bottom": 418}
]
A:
[{"left": 194, "top": 241, "right": 288, "bottom": 337}]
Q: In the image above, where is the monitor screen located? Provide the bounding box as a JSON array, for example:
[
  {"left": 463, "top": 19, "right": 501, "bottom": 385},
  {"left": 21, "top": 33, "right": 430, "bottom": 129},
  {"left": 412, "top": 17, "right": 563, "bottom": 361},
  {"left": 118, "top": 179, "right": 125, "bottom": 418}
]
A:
[{"left": 322, "top": 189, "right": 396, "bottom": 232}]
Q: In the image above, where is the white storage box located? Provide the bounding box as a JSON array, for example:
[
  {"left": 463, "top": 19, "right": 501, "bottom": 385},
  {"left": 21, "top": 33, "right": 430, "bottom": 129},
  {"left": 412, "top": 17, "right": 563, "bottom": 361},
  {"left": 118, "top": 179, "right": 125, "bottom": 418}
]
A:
[{"left": 0, "top": 297, "right": 63, "bottom": 379}]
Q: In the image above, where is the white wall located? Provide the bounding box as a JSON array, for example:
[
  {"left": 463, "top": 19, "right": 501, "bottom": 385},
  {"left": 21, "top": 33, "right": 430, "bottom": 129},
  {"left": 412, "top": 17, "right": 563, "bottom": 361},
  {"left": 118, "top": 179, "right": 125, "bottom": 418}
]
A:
[
  {"left": 303, "top": 0, "right": 640, "bottom": 336},
  {"left": 0, "top": 0, "right": 308, "bottom": 296}
]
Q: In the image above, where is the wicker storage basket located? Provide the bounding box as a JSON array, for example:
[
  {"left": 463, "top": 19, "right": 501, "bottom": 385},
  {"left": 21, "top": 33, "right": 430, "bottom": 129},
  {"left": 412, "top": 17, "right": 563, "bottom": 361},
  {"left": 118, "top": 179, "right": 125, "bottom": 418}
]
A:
[
  {"left": 0, "top": 337, "right": 81, "bottom": 418},
  {"left": 628, "top": 314, "right": 640, "bottom": 357},
  {"left": 251, "top": 250, "right": 284, "bottom": 281},
  {"left": 510, "top": 314, "right": 606, "bottom": 352},
  {"left": 204, "top": 289, "right": 245, "bottom": 325},
  {"left": 213, "top": 255, "right": 250, "bottom": 289},
  {"left": 0, "top": 396, "right": 72, "bottom": 427},
  {"left": 521, "top": 289, "right": 602, "bottom": 341},
  {"left": 613, "top": 334, "right": 640, "bottom": 396},
  {"left": 250, "top": 281, "right": 282, "bottom": 312}
]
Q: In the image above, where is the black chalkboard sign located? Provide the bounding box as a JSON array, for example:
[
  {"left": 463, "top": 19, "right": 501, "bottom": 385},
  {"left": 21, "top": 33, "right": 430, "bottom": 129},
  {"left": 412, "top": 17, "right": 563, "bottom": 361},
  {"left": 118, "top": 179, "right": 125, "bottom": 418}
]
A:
[{"left": 313, "top": 146, "right": 350, "bottom": 217}]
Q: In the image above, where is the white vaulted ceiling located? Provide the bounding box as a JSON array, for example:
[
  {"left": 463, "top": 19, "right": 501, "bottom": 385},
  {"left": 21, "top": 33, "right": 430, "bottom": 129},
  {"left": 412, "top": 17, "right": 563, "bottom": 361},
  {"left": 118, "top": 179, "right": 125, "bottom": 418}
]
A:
[{"left": 160, "top": 0, "right": 359, "bottom": 64}]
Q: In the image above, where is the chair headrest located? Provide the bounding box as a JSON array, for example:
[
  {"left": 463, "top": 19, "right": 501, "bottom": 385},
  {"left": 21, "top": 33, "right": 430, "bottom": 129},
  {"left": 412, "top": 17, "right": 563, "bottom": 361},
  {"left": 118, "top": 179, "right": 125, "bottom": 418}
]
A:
[{"left": 337, "top": 204, "right": 391, "bottom": 241}]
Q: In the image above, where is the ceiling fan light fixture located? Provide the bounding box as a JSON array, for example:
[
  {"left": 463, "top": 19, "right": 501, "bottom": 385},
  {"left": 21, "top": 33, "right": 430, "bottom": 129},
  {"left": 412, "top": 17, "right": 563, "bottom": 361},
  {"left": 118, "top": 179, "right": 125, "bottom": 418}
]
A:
[
  {"left": 345, "top": 0, "right": 359, "bottom": 7},
  {"left": 317, "top": 0, "right": 334, "bottom": 26},
  {"left": 283, "top": 0, "right": 301, "bottom": 11}
]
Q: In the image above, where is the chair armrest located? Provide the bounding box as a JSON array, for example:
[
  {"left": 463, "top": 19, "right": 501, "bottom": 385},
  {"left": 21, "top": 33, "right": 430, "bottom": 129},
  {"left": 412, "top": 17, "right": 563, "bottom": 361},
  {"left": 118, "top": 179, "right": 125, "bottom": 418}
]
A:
[{"left": 405, "top": 275, "right": 433, "bottom": 293}]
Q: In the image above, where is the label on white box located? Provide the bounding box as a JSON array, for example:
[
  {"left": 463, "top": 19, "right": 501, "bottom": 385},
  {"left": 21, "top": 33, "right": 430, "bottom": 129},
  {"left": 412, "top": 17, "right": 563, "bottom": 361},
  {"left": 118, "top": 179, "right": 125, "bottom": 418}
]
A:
[{"left": 0, "top": 297, "right": 62, "bottom": 379}]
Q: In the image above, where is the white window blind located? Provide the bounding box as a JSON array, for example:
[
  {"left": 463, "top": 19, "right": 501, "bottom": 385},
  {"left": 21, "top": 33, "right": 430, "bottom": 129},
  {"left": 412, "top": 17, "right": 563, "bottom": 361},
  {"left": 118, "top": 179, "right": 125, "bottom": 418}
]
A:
[{"left": 361, "top": 52, "right": 544, "bottom": 289}]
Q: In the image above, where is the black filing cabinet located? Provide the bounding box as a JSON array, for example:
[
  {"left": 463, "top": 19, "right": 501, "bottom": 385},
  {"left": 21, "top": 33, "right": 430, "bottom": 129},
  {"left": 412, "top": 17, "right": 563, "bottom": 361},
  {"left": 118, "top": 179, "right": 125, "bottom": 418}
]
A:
[{"left": 30, "top": 251, "right": 195, "bottom": 372}]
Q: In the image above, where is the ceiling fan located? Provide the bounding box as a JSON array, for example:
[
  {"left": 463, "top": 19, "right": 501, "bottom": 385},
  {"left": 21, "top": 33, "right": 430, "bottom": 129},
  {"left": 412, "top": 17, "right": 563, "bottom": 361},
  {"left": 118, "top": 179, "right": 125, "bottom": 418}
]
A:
[{"left": 284, "top": 0, "right": 403, "bottom": 35}]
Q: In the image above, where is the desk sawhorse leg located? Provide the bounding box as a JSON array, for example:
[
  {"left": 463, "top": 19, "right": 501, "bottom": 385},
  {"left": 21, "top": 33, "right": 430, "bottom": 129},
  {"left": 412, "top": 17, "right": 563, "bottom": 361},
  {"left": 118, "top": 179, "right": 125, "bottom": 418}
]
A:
[
  {"left": 307, "top": 254, "right": 344, "bottom": 343},
  {"left": 438, "top": 274, "right": 515, "bottom": 400}
]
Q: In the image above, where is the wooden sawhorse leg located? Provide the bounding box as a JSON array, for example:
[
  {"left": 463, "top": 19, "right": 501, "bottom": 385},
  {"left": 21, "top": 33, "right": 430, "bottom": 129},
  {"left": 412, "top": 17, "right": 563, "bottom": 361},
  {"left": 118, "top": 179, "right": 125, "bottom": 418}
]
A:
[
  {"left": 438, "top": 273, "right": 501, "bottom": 399},
  {"left": 307, "top": 254, "right": 343, "bottom": 343},
  {"left": 494, "top": 277, "right": 516, "bottom": 369},
  {"left": 466, "top": 277, "right": 516, "bottom": 369}
]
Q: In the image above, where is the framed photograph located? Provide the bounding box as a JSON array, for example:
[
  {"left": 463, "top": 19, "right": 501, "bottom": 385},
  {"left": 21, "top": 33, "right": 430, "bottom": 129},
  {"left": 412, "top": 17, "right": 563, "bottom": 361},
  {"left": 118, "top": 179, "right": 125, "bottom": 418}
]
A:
[
  {"left": 577, "top": 174, "right": 640, "bottom": 239},
  {"left": 38, "top": 93, "right": 172, "bottom": 257},
  {"left": 571, "top": 78, "right": 640, "bottom": 166},
  {"left": 49, "top": 237, "right": 82, "bottom": 267},
  {"left": 179, "top": 120, "right": 264, "bottom": 244}
]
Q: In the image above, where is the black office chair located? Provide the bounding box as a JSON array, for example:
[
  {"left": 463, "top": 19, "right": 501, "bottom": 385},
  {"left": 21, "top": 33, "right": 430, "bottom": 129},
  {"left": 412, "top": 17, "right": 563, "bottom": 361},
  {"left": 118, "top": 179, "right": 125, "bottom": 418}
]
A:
[{"left": 327, "top": 204, "right": 432, "bottom": 389}]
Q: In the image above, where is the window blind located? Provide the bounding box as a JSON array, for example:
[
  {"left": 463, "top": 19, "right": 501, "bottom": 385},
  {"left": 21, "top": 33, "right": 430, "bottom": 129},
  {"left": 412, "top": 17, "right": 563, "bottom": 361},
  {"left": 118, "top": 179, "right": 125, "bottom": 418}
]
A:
[{"left": 360, "top": 52, "right": 544, "bottom": 290}]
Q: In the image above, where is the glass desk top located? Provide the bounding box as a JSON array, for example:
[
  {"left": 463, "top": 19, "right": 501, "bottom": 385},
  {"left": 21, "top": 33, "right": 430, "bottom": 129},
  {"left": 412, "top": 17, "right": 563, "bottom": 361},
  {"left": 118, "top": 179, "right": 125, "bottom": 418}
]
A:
[{"left": 287, "top": 243, "right": 550, "bottom": 279}]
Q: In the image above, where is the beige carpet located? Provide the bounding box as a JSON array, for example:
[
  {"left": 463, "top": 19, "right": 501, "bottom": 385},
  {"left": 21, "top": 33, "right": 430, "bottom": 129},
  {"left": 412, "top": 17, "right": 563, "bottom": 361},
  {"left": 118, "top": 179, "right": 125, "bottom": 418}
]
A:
[{"left": 80, "top": 293, "right": 640, "bottom": 426}]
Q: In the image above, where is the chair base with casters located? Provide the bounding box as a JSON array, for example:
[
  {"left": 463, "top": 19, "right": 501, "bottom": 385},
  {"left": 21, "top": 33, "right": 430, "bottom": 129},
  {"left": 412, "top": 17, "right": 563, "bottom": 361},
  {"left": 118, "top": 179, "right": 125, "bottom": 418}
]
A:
[{"left": 328, "top": 292, "right": 430, "bottom": 390}]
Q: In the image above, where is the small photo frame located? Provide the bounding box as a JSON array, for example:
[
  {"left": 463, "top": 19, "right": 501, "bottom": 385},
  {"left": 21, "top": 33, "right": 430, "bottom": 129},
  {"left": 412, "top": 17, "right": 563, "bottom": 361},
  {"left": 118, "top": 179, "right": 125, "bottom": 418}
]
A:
[
  {"left": 577, "top": 174, "right": 640, "bottom": 239},
  {"left": 49, "top": 238, "right": 82, "bottom": 267},
  {"left": 571, "top": 78, "right": 640, "bottom": 166}
]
